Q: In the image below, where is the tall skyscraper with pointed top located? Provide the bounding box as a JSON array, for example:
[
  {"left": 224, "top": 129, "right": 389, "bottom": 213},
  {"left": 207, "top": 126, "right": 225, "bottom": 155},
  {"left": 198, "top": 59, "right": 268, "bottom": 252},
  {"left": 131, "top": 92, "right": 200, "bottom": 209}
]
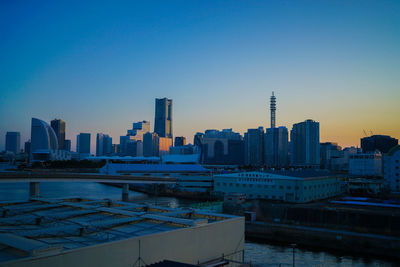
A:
[{"left": 270, "top": 92, "right": 276, "bottom": 128}]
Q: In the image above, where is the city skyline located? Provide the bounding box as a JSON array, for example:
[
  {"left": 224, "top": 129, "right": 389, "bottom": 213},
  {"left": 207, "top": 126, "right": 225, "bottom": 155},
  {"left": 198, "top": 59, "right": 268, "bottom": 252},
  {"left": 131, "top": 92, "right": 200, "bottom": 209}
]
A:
[{"left": 1, "top": 1, "right": 399, "bottom": 151}]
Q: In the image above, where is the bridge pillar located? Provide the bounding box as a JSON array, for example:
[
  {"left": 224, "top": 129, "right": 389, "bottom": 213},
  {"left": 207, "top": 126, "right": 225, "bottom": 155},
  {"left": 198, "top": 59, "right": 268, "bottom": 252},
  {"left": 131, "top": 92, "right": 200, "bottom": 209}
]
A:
[
  {"left": 122, "top": 183, "right": 129, "bottom": 202},
  {"left": 30, "top": 182, "right": 40, "bottom": 198}
]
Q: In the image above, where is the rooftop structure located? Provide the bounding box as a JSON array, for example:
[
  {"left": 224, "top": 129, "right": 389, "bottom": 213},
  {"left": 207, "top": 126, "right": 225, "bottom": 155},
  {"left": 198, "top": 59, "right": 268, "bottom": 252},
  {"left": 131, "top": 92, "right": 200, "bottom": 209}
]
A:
[{"left": 0, "top": 198, "right": 244, "bottom": 266}]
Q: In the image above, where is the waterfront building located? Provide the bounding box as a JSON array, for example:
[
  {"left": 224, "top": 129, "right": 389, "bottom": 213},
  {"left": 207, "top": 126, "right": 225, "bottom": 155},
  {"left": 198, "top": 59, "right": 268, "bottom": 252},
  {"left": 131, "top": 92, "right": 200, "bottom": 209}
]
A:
[
  {"left": 175, "top": 136, "right": 186, "bottom": 147},
  {"left": 77, "top": 133, "right": 91, "bottom": 154},
  {"left": 290, "top": 119, "right": 320, "bottom": 167},
  {"left": 51, "top": 119, "right": 66, "bottom": 150},
  {"left": 154, "top": 97, "right": 173, "bottom": 138},
  {"left": 0, "top": 197, "right": 244, "bottom": 266},
  {"left": 244, "top": 127, "right": 264, "bottom": 166},
  {"left": 96, "top": 133, "right": 112, "bottom": 156},
  {"left": 361, "top": 135, "right": 398, "bottom": 154},
  {"left": 214, "top": 170, "right": 341, "bottom": 203},
  {"left": 30, "top": 118, "right": 59, "bottom": 162},
  {"left": 197, "top": 129, "right": 244, "bottom": 165},
  {"left": 349, "top": 152, "right": 382, "bottom": 177},
  {"left": 5, "top": 131, "right": 20, "bottom": 154},
  {"left": 264, "top": 127, "right": 289, "bottom": 167},
  {"left": 383, "top": 145, "right": 400, "bottom": 193}
]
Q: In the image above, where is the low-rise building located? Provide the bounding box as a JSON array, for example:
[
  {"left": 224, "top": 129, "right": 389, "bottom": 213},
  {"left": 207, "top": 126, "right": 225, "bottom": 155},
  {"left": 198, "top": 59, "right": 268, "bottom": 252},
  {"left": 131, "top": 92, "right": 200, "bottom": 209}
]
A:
[
  {"left": 214, "top": 170, "right": 341, "bottom": 203},
  {"left": 384, "top": 145, "right": 400, "bottom": 193},
  {"left": 349, "top": 152, "right": 382, "bottom": 177}
]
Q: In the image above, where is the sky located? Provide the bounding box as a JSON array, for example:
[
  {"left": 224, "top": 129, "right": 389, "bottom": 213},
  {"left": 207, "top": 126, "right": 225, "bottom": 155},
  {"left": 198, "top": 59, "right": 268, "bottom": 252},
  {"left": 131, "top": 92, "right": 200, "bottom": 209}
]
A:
[{"left": 1, "top": 0, "right": 399, "bottom": 153}]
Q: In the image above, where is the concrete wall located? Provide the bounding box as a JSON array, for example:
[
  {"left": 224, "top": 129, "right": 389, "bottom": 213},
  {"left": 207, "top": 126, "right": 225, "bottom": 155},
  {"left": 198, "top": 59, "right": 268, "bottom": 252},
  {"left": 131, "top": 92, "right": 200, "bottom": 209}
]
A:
[{"left": 4, "top": 217, "right": 244, "bottom": 267}]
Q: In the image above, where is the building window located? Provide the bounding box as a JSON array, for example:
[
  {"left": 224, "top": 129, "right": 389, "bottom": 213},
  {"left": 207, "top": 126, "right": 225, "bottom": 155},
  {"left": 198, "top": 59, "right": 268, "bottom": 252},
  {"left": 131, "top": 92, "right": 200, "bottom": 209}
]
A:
[{"left": 216, "top": 182, "right": 220, "bottom": 186}]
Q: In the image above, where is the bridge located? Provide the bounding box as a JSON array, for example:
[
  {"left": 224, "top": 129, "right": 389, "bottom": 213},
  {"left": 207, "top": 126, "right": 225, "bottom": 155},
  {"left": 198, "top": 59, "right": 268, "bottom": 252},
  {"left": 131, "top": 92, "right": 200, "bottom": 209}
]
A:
[{"left": 0, "top": 172, "right": 177, "bottom": 201}]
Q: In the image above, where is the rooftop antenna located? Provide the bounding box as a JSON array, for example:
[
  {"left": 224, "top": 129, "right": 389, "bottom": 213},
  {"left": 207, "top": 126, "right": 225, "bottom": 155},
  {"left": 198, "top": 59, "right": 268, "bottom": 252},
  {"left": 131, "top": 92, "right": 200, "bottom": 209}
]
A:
[{"left": 270, "top": 91, "right": 276, "bottom": 128}]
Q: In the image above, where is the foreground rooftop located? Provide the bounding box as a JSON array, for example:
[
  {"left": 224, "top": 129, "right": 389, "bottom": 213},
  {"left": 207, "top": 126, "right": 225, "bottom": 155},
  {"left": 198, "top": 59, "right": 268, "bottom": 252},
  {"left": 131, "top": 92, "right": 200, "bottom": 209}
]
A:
[{"left": 0, "top": 198, "right": 235, "bottom": 264}]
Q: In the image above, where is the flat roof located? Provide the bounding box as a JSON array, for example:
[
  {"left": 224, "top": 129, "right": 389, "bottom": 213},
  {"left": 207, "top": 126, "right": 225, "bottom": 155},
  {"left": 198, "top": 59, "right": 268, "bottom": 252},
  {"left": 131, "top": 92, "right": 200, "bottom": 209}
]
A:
[{"left": 0, "top": 198, "right": 235, "bottom": 264}]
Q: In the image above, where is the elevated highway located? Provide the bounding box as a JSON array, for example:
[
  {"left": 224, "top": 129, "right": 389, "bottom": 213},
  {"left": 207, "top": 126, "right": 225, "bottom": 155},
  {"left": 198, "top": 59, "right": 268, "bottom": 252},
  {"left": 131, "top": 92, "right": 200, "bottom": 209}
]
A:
[{"left": 0, "top": 171, "right": 177, "bottom": 201}]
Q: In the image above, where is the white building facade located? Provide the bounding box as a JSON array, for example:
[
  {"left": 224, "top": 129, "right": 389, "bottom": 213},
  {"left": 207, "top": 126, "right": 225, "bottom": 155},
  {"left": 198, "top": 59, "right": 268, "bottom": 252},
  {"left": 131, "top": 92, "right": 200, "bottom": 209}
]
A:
[
  {"left": 214, "top": 171, "right": 341, "bottom": 203},
  {"left": 384, "top": 146, "right": 400, "bottom": 193}
]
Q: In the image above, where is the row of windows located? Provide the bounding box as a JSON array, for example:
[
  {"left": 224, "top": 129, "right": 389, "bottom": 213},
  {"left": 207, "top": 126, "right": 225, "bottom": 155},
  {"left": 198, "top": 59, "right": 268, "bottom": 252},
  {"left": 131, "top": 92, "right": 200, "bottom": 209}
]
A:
[
  {"left": 239, "top": 173, "right": 271, "bottom": 178},
  {"left": 217, "top": 182, "right": 337, "bottom": 192},
  {"left": 238, "top": 178, "right": 274, "bottom": 183}
]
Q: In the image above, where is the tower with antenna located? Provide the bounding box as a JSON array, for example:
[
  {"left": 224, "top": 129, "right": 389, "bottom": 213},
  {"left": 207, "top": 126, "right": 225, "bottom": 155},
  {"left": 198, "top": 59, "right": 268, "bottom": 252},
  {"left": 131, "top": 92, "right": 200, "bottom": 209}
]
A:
[{"left": 270, "top": 91, "right": 276, "bottom": 128}]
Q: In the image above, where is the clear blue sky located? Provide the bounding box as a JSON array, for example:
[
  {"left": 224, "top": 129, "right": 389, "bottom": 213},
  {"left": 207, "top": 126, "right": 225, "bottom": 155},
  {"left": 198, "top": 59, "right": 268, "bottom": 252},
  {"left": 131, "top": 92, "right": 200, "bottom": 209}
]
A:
[{"left": 1, "top": 0, "right": 399, "bottom": 152}]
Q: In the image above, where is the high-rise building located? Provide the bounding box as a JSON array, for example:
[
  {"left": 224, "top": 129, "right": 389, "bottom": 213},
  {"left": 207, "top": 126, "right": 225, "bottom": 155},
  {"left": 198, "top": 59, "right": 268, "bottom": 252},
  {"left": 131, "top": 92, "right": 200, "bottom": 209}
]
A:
[
  {"left": 244, "top": 127, "right": 264, "bottom": 166},
  {"left": 320, "top": 142, "right": 342, "bottom": 169},
  {"left": 24, "top": 140, "right": 31, "bottom": 155},
  {"left": 77, "top": 133, "right": 91, "bottom": 154},
  {"left": 174, "top": 136, "right": 186, "bottom": 147},
  {"left": 30, "top": 118, "right": 59, "bottom": 162},
  {"left": 270, "top": 92, "right": 276, "bottom": 128},
  {"left": 5, "top": 132, "right": 21, "bottom": 154},
  {"left": 64, "top": 140, "right": 71, "bottom": 152},
  {"left": 290, "top": 119, "right": 320, "bottom": 167},
  {"left": 96, "top": 133, "right": 112, "bottom": 156},
  {"left": 361, "top": 135, "right": 398, "bottom": 154},
  {"left": 127, "top": 121, "right": 150, "bottom": 138},
  {"left": 264, "top": 127, "right": 289, "bottom": 167},
  {"left": 51, "top": 119, "right": 66, "bottom": 150},
  {"left": 143, "top": 132, "right": 159, "bottom": 157},
  {"left": 154, "top": 98, "right": 172, "bottom": 138}
]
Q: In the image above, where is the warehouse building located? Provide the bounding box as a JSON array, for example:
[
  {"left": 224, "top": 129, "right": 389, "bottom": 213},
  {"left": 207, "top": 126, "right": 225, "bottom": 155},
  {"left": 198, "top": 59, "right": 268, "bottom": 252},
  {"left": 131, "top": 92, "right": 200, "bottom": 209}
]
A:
[
  {"left": 0, "top": 198, "right": 244, "bottom": 267},
  {"left": 214, "top": 170, "right": 341, "bottom": 203}
]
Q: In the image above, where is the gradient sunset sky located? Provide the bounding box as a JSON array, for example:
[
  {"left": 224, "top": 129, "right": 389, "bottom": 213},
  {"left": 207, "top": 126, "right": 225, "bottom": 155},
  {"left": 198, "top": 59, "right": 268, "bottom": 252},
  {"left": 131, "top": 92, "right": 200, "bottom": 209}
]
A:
[{"left": 1, "top": 0, "right": 399, "bottom": 152}]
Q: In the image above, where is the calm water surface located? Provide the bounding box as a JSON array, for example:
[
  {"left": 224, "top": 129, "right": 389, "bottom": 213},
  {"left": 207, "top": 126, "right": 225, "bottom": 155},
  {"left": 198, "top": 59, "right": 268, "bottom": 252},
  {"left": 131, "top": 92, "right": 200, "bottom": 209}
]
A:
[{"left": 0, "top": 181, "right": 395, "bottom": 267}]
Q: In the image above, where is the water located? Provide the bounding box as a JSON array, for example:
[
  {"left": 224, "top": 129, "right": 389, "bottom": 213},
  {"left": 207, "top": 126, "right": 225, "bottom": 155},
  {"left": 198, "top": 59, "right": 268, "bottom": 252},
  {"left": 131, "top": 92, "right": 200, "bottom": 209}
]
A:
[{"left": 0, "top": 182, "right": 396, "bottom": 266}]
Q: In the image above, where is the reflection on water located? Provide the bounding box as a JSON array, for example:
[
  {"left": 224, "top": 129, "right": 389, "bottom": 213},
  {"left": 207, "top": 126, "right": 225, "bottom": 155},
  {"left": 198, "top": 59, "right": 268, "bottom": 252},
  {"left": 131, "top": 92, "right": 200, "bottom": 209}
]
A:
[{"left": 0, "top": 182, "right": 396, "bottom": 266}]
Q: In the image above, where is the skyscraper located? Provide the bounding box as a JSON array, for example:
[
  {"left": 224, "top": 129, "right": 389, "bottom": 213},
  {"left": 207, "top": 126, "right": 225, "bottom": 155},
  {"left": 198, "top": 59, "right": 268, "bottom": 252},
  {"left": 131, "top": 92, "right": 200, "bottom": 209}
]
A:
[
  {"left": 264, "top": 127, "right": 289, "bottom": 167},
  {"left": 30, "top": 118, "right": 58, "bottom": 161},
  {"left": 270, "top": 92, "right": 276, "bottom": 128},
  {"left": 154, "top": 98, "right": 173, "bottom": 138},
  {"left": 77, "top": 133, "right": 91, "bottom": 154},
  {"left": 290, "top": 119, "right": 320, "bottom": 167},
  {"left": 51, "top": 119, "right": 66, "bottom": 150},
  {"left": 96, "top": 133, "right": 112, "bottom": 156},
  {"left": 5, "top": 132, "right": 21, "bottom": 154},
  {"left": 244, "top": 127, "right": 264, "bottom": 166}
]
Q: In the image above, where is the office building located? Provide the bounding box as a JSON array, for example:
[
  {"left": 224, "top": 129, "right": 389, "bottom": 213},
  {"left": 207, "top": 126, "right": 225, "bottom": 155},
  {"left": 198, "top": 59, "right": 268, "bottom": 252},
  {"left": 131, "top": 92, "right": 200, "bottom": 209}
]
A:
[
  {"left": 5, "top": 132, "right": 20, "bottom": 154},
  {"left": 143, "top": 132, "right": 160, "bottom": 157},
  {"left": 77, "top": 133, "right": 91, "bottom": 154},
  {"left": 64, "top": 139, "right": 71, "bottom": 152},
  {"left": 198, "top": 129, "right": 244, "bottom": 165},
  {"left": 264, "top": 127, "right": 289, "bottom": 167},
  {"left": 154, "top": 97, "right": 173, "bottom": 138},
  {"left": 0, "top": 198, "right": 244, "bottom": 267},
  {"left": 50, "top": 119, "right": 66, "bottom": 150},
  {"left": 384, "top": 145, "right": 400, "bottom": 193},
  {"left": 127, "top": 120, "right": 150, "bottom": 138},
  {"left": 320, "top": 142, "right": 342, "bottom": 169},
  {"left": 349, "top": 152, "right": 382, "bottom": 177},
  {"left": 290, "top": 119, "right": 320, "bottom": 167},
  {"left": 214, "top": 170, "right": 341, "bottom": 203},
  {"left": 24, "top": 140, "right": 31, "bottom": 155},
  {"left": 96, "top": 133, "right": 112, "bottom": 156},
  {"left": 244, "top": 127, "right": 264, "bottom": 166},
  {"left": 175, "top": 136, "right": 186, "bottom": 147},
  {"left": 361, "top": 135, "right": 398, "bottom": 154}
]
